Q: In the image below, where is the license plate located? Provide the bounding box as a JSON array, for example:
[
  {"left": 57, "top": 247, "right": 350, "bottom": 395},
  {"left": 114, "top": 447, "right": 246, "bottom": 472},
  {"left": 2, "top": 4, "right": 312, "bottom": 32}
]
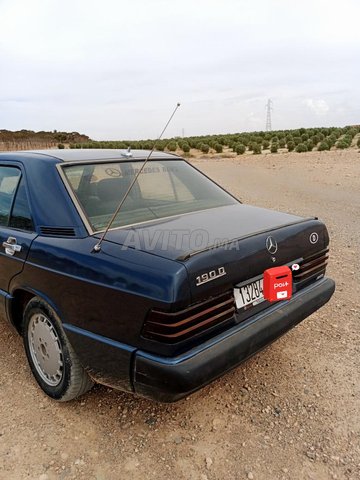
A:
[{"left": 234, "top": 278, "right": 264, "bottom": 310}]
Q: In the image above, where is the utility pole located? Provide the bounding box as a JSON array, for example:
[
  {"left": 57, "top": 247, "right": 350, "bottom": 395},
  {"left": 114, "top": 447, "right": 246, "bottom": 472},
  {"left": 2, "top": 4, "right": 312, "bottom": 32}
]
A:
[{"left": 266, "top": 99, "right": 273, "bottom": 131}]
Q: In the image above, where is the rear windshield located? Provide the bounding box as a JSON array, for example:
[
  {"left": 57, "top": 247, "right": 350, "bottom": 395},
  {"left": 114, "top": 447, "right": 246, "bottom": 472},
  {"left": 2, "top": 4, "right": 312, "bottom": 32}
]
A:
[{"left": 62, "top": 159, "right": 238, "bottom": 232}]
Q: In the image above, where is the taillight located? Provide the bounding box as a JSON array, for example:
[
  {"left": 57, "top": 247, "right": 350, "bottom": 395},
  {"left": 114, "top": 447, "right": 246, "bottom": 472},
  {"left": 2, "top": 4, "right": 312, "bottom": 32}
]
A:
[{"left": 142, "top": 291, "right": 236, "bottom": 343}]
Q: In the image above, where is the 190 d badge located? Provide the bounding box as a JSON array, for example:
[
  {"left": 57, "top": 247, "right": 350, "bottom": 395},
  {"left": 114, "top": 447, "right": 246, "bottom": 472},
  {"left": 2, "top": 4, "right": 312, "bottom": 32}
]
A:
[{"left": 196, "top": 267, "right": 226, "bottom": 286}]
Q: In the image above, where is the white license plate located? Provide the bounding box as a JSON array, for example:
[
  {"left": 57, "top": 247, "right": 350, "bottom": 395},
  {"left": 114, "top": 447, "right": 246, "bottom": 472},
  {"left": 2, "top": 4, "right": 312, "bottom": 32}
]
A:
[{"left": 234, "top": 278, "right": 264, "bottom": 310}]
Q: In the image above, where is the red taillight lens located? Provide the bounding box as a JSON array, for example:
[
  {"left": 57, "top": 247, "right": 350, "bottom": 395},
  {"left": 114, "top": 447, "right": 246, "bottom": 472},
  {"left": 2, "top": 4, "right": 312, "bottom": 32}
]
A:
[
  {"left": 292, "top": 248, "right": 329, "bottom": 284},
  {"left": 142, "top": 291, "right": 236, "bottom": 343}
]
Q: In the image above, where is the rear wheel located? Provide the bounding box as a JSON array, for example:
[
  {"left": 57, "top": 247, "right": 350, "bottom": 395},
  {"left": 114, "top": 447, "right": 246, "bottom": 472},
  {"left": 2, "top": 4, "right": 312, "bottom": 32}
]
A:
[{"left": 23, "top": 297, "right": 93, "bottom": 401}]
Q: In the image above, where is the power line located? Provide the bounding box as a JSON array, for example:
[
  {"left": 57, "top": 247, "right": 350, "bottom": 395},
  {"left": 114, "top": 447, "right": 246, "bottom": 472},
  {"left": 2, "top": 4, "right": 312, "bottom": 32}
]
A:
[{"left": 266, "top": 99, "right": 273, "bottom": 131}]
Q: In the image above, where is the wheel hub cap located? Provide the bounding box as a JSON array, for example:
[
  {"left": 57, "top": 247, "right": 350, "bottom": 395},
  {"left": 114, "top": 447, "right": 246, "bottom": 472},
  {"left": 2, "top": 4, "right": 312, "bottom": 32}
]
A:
[{"left": 28, "top": 313, "right": 63, "bottom": 386}]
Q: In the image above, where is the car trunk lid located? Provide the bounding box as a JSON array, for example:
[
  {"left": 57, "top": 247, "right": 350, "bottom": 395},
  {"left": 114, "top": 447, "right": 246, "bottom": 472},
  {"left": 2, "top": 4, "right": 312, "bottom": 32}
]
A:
[
  {"left": 95, "top": 203, "right": 328, "bottom": 302},
  {"left": 96, "top": 204, "right": 308, "bottom": 260}
]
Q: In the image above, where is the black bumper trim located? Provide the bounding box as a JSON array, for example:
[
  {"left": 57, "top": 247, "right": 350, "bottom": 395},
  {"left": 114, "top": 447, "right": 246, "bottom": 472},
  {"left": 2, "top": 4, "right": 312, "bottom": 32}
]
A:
[{"left": 133, "top": 277, "right": 335, "bottom": 402}]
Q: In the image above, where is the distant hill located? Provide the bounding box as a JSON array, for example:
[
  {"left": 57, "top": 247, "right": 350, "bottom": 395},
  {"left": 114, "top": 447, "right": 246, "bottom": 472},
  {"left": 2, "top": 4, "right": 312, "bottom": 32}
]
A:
[{"left": 0, "top": 129, "right": 90, "bottom": 151}]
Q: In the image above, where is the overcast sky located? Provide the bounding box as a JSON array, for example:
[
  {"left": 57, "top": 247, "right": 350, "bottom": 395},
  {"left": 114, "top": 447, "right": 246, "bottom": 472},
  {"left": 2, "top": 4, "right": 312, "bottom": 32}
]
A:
[{"left": 1, "top": 0, "right": 359, "bottom": 140}]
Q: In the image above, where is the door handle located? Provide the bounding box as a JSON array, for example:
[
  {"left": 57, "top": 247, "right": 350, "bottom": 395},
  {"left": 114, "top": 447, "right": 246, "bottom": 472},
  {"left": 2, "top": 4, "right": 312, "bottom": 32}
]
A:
[{"left": 2, "top": 237, "right": 22, "bottom": 256}]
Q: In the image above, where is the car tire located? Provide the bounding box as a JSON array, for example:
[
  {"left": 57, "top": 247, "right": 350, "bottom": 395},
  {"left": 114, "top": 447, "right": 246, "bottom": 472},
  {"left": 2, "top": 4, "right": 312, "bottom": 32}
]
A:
[{"left": 23, "top": 297, "right": 94, "bottom": 401}]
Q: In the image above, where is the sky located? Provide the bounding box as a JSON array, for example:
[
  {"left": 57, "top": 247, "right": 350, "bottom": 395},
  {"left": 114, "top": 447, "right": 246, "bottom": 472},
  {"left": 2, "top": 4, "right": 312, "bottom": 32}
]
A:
[{"left": 0, "top": 0, "right": 360, "bottom": 140}]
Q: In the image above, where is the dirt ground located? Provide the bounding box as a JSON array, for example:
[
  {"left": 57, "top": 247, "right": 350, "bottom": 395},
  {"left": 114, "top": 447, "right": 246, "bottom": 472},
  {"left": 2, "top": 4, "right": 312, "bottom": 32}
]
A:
[{"left": 0, "top": 149, "right": 359, "bottom": 480}]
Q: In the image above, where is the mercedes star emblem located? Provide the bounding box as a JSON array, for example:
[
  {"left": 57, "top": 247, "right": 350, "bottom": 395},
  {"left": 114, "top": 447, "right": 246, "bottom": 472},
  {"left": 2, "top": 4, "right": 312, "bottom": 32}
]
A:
[{"left": 266, "top": 236, "right": 278, "bottom": 255}]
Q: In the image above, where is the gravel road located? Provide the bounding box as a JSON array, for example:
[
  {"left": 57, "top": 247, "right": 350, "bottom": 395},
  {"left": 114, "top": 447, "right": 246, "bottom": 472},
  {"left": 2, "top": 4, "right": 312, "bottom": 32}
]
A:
[{"left": 0, "top": 149, "right": 359, "bottom": 480}]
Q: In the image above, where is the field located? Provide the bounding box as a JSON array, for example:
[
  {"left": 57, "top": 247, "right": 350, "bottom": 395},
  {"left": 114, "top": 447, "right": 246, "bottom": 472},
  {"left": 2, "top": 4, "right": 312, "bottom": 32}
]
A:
[
  {"left": 0, "top": 149, "right": 359, "bottom": 480},
  {"left": 1, "top": 126, "right": 360, "bottom": 157},
  {"left": 68, "top": 125, "right": 360, "bottom": 157}
]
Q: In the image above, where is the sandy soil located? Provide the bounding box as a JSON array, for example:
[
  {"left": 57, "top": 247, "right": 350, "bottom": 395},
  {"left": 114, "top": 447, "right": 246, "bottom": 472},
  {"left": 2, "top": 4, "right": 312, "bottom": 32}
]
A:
[{"left": 0, "top": 149, "right": 359, "bottom": 480}]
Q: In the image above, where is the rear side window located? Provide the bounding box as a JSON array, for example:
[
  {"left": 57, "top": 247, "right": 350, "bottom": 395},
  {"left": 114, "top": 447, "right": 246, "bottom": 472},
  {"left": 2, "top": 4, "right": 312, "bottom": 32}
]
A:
[
  {"left": 9, "top": 176, "right": 34, "bottom": 231},
  {"left": 0, "top": 167, "right": 21, "bottom": 226}
]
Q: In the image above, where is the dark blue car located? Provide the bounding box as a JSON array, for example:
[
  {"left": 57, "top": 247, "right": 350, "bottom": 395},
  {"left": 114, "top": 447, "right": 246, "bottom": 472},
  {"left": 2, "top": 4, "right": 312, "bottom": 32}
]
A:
[{"left": 0, "top": 149, "right": 335, "bottom": 402}]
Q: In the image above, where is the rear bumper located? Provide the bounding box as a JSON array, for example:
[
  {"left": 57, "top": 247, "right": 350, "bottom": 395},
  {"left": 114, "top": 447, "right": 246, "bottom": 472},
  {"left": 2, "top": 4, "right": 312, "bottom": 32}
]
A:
[{"left": 133, "top": 277, "right": 335, "bottom": 402}]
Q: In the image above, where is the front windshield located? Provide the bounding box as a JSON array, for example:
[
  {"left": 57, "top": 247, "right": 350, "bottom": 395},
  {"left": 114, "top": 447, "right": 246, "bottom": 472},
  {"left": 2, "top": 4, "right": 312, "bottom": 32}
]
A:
[{"left": 62, "top": 159, "right": 238, "bottom": 232}]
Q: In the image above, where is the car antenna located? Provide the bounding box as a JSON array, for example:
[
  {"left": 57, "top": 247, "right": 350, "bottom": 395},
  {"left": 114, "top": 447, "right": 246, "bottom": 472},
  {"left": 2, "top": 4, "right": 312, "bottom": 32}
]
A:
[{"left": 93, "top": 102, "right": 181, "bottom": 253}]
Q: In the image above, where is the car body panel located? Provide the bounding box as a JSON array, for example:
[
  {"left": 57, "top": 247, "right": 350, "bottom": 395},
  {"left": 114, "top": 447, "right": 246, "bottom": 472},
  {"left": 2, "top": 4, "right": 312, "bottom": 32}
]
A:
[
  {"left": 10, "top": 235, "right": 190, "bottom": 344},
  {"left": 0, "top": 227, "right": 37, "bottom": 317}
]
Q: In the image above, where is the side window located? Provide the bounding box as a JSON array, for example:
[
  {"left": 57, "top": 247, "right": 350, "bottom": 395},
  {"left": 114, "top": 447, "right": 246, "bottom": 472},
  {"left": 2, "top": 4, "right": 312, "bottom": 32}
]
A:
[
  {"left": 0, "top": 167, "right": 21, "bottom": 226},
  {"left": 9, "top": 176, "right": 34, "bottom": 231}
]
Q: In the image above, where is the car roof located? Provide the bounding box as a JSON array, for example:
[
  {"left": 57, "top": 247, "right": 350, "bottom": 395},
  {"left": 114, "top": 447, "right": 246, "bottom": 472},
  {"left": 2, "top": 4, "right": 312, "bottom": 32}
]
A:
[{"left": 0, "top": 149, "right": 181, "bottom": 163}]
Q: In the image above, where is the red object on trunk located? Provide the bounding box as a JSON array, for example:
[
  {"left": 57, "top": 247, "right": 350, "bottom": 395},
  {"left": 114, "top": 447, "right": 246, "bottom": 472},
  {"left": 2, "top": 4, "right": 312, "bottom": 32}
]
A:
[{"left": 263, "top": 266, "right": 292, "bottom": 302}]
